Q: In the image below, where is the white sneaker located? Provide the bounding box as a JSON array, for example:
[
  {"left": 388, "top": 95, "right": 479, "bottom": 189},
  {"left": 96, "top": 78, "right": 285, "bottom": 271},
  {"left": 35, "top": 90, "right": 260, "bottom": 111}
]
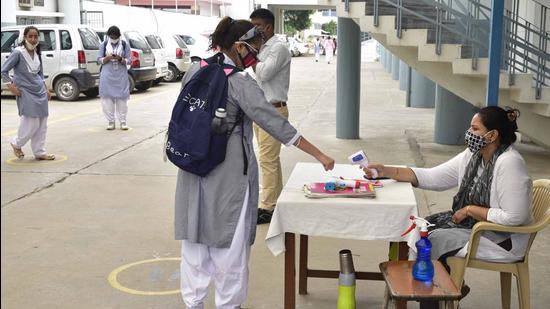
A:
[
  {"left": 106, "top": 122, "right": 115, "bottom": 130},
  {"left": 120, "top": 122, "right": 129, "bottom": 130}
]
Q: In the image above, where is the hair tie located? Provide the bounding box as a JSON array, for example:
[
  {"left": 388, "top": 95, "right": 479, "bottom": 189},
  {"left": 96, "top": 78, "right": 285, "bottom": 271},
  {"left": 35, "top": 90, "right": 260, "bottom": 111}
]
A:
[{"left": 505, "top": 106, "right": 520, "bottom": 122}]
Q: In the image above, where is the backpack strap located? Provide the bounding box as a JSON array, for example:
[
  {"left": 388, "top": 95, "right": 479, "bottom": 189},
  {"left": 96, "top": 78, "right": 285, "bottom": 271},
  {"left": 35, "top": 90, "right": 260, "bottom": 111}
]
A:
[{"left": 227, "top": 109, "right": 248, "bottom": 175}]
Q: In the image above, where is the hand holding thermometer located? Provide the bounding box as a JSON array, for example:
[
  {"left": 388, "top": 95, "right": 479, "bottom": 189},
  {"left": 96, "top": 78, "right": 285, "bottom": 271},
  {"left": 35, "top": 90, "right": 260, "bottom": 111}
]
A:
[{"left": 348, "top": 150, "right": 379, "bottom": 179}]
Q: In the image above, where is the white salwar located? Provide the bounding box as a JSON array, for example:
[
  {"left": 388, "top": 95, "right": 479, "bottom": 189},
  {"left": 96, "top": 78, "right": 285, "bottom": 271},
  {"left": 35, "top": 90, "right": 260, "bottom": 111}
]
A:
[
  {"left": 101, "top": 97, "right": 128, "bottom": 123},
  {"left": 11, "top": 116, "right": 48, "bottom": 156},
  {"left": 180, "top": 186, "right": 251, "bottom": 309}
]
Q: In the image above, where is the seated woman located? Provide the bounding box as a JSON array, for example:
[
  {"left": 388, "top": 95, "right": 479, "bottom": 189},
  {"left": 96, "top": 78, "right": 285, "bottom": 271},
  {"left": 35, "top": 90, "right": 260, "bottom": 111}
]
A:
[{"left": 364, "top": 106, "right": 532, "bottom": 266}]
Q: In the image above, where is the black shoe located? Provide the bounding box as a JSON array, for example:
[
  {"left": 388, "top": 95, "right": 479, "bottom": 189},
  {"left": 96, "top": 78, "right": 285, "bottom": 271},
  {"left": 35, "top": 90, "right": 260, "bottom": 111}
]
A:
[
  {"left": 257, "top": 209, "right": 273, "bottom": 225},
  {"left": 461, "top": 284, "right": 470, "bottom": 299}
]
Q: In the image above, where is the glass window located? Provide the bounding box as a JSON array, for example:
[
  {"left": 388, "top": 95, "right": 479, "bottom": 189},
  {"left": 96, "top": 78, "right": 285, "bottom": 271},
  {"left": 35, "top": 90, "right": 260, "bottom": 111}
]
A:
[
  {"left": 125, "top": 31, "right": 151, "bottom": 51},
  {"left": 173, "top": 35, "right": 187, "bottom": 49},
  {"left": 60, "top": 30, "right": 72, "bottom": 50},
  {"left": 38, "top": 30, "right": 56, "bottom": 51},
  {"left": 34, "top": 0, "right": 44, "bottom": 6},
  {"left": 1, "top": 31, "right": 20, "bottom": 53},
  {"left": 155, "top": 36, "right": 165, "bottom": 48},
  {"left": 181, "top": 35, "right": 196, "bottom": 45},
  {"left": 145, "top": 35, "right": 161, "bottom": 49},
  {"left": 78, "top": 28, "right": 100, "bottom": 50}
]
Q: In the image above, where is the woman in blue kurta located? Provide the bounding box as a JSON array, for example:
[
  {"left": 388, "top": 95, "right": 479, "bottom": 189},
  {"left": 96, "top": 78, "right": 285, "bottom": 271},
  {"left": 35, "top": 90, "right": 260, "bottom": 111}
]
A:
[
  {"left": 97, "top": 26, "right": 131, "bottom": 130},
  {"left": 1, "top": 26, "right": 54, "bottom": 160}
]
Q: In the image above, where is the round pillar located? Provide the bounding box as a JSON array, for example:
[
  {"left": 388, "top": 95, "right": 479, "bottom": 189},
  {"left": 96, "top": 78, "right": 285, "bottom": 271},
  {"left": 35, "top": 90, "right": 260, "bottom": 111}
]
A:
[
  {"left": 336, "top": 17, "right": 361, "bottom": 139},
  {"left": 380, "top": 45, "right": 386, "bottom": 67},
  {"left": 409, "top": 69, "right": 435, "bottom": 108},
  {"left": 434, "top": 85, "right": 479, "bottom": 144},
  {"left": 59, "top": 0, "right": 82, "bottom": 24},
  {"left": 399, "top": 60, "right": 409, "bottom": 91},
  {"left": 391, "top": 54, "right": 400, "bottom": 80},
  {"left": 385, "top": 51, "right": 392, "bottom": 73}
]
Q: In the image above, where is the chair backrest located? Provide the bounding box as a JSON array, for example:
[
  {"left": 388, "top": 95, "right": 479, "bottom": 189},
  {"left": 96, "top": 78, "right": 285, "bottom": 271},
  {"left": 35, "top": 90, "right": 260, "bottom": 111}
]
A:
[{"left": 524, "top": 179, "right": 550, "bottom": 263}]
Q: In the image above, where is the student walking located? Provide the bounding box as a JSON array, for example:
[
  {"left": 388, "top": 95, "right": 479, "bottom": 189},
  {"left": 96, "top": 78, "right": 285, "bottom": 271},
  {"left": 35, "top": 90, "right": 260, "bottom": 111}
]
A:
[
  {"left": 249, "top": 8, "right": 293, "bottom": 224},
  {"left": 324, "top": 36, "right": 335, "bottom": 64},
  {"left": 98, "top": 26, "right": 131, "bottom": 130},
  {"left": 1, "top": 26, "right": 55, "bottom": 160},
  {"left": 175, "top": 17, "right": 334, "bottom": 309},
  {"left": 314, "top": 38, "right": 322, "bottom": 62}
]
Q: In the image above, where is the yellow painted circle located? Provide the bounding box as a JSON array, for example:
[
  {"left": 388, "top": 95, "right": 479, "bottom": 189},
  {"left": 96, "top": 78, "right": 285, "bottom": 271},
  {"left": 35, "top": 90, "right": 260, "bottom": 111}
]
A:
[
  {"left": 6, "top": 154, "right": 68, "bottom": 165},
  {"left": 88, "top": 127, "right": 133, "bottom": 132},
  {"left": 107, "top": 257, "right": 181, "bottom": 296}
]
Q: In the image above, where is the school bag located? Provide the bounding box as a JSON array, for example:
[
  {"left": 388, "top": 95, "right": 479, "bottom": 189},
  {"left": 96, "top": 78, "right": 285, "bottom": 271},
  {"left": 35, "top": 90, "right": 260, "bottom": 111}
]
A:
[{"left": 164, "top": 53, "right": 247, "bottom": 177}]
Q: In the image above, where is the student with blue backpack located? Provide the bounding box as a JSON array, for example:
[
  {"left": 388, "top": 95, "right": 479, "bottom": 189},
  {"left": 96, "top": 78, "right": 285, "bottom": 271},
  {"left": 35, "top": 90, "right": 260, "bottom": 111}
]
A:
[{"left": 170, "top": 17, "right": 334, "bottom": 309}]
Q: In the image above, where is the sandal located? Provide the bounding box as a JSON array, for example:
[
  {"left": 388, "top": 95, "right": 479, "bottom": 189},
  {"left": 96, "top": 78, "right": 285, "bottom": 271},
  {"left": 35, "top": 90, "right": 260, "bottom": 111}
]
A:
[
  {"left": 10, "top": 143, "right": 24, "bottom": 159},
  {"left": 35, "top": 154, "right": 55, "bottom": 161}
]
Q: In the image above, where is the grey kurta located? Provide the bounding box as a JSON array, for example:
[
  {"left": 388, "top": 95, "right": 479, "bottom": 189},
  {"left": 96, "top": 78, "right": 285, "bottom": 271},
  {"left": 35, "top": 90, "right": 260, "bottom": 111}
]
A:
[
  {"left": 1, "top": 48, "right": 48, "bottom": 117},
  {"left": 174, "top": 60, "right": 299, "bottom": 248},
  {"left": 97, "top": 40, "right": 131, "bottom": 99}
]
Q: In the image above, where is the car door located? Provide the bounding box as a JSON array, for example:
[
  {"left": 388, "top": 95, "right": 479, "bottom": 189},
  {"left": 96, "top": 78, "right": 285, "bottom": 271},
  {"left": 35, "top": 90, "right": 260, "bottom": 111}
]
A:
[
  {"left": 1, "top": 30, "right": 20, "bottom": 91},
  {"left": 38, "top": 28, "right": 60, "bottom": 83},
  {"left": 77, "top": 27, "right": 101, "bottom": 76}
]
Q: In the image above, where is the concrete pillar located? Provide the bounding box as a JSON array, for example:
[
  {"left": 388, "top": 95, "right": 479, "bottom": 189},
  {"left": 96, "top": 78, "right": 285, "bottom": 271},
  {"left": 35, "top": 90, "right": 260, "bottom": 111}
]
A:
[
  {"left": 380, "top": 45, "right": 386, "bottom": 67},
  {"left": 1, "top": 0, "right": 17, "bottom": 27},
  {"left": 435, "top": 85, "right": 479, "bottom": 144},
  {"left": 409, "top": 69, "right": 435, "bottom": 108},
  {"left": 336, "top": 17, "right": 361, "bottom": 139},
  {"left": 272, "top": 7, "right": 284, "bottom": 34},
  {"left": 59, "top": 0, "right": 82, "bottom": 24},
  {"left": 399, "top": 60, "right": 409, "bottom": 91},
  {"left": 385, "top": 51, "right": 392, "bottom": 73},
  {"left": 391, "top": 54, "right": 400, "bottom": 80}
]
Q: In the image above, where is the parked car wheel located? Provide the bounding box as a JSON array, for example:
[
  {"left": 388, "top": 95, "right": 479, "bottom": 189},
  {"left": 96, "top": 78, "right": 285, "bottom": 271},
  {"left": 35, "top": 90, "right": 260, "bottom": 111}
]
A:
[
  {"left": 54, "top": 76, "right": 80, "bottom": 101},
  {"left": 128, "top": 75, "right": 136, "bottom": 92},
  {"left": 163, "top": 65, "right": 179, "bottom": 82},
  {"left": 135, "top": 81, "right": 153, "bottom": 92},
  {"left": 83, "top": 88, "right": 99, "bottom": 98}
]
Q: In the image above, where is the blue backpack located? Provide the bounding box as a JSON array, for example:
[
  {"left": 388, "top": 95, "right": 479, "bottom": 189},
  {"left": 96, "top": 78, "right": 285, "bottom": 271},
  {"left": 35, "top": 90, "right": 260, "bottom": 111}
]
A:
[{"left": 165, "top": 54, "right": 247, "bottom": 177}]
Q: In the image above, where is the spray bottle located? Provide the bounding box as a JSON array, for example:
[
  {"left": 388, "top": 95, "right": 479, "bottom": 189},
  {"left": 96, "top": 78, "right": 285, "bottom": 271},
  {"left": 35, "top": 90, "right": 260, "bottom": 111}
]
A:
[
  {"left": 348, "top": 150, "right": 379, "bottom": 179},
  {"left": 401, "top": 216, "right": 435, "bottom": 282},
  {"left": 337, "top": 249, "right": 356, "bottom": 309}
]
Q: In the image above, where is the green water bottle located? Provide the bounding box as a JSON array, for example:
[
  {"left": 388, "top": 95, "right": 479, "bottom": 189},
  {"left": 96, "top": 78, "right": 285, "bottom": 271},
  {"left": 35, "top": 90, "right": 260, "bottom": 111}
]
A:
[{"left": 337, "top": 249, "right": 356, "bottom": 309}]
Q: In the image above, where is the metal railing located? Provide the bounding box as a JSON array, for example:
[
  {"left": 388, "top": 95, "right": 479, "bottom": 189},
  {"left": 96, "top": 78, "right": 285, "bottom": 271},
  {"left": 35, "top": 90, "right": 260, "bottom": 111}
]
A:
[{"left": 367, "top": 0, "right": 549, "bottom": 99}]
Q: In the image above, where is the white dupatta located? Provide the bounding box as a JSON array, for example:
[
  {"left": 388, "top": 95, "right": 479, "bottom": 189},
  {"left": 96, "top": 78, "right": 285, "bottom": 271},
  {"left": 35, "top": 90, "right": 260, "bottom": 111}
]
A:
[{"left": 16, "top": 46, "right": 40, "bottom": 74}]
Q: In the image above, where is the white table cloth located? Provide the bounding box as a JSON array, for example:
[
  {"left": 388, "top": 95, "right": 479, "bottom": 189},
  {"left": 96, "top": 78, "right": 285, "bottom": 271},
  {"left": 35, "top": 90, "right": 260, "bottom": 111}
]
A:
[{"left": 266, "top": 163, "right": 420, "bottom": 256}]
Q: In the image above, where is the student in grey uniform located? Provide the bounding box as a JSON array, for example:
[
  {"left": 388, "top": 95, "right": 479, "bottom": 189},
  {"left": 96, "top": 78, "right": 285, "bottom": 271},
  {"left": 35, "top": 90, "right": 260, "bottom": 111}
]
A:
[
  {"left": 1, "top": 26, "right": 55, "bottom": 160},
  {"left": 97, "top": 26, "right": 131, "bottom": 130},
  {"left": 364, "top": 107, "right": 531, "bottom": 305},
  {"left": 175, "top": 17, "right": 335, "bottom": 309}
]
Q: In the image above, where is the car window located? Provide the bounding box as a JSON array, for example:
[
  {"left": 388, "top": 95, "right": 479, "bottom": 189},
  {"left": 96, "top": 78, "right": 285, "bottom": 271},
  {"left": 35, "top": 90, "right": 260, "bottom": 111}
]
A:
[
  {"left": 145, "top": 35, "right": 161, "bottom": 49},
  {"left": 78, "top": 28, "right": 100, "bottom": 50},
  {"left": 39, "top": 30, "right": 56, "bottom": 51},
  {"left": 181, "top": 35, "right": 195, "bottom": 45},
  {"left": 173, "top": 35, "right": 187, "bottom": 49},
  {"left": 155, "top": 36, "right": 165, "bottom": 48},
  {"left": 96, "top": 31, "right": 105, "bottom": 42},
  {"left": 60, "top": 30, "right": 72, "bottom": 50},
  {"left": 1, "top": 31, "right": 20, "bottom": 53},
  {"left": 125, "top": 31, "right": 151, "bottom": 52}
]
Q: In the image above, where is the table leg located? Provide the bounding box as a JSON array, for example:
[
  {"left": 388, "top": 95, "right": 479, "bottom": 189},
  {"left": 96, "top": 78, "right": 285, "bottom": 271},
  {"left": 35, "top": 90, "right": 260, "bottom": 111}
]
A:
[
  {"left": 299, "top": 234, "right": 308, "bottom": 295},
  {"left": 284, "top": 233, "right": 296, "bottom": 309}
]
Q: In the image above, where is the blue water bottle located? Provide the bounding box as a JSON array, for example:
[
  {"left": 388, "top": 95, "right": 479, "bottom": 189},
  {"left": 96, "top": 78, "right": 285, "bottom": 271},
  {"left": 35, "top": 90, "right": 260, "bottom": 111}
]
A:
[
  {"left": 412, "top": 222, "right": 434, "bottom": 281},
  {"left": 401, "top": 216, "right": 434, "bottom": 282}
]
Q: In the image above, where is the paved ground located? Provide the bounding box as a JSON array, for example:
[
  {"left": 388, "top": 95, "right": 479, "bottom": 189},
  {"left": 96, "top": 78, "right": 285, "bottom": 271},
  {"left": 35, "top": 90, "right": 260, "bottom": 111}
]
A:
[{"left": 1, "top": 52, "right": 549, "bottom": 309}]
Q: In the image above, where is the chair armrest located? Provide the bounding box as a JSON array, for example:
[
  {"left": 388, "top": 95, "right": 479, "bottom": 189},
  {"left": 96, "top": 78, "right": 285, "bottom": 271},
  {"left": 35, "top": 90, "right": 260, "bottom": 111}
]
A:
[{"left": 465, "top": 217, "right": 549, "bottom": 263}]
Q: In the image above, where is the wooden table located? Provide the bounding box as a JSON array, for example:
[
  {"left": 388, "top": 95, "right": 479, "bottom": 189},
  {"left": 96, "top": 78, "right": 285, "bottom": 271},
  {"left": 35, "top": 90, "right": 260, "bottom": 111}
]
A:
[
  {"left": 379, "top": 260, "right": 462, "bottom": 309},
  {"left": 265, "top": 163, "right": 420, "bottom": 309}
]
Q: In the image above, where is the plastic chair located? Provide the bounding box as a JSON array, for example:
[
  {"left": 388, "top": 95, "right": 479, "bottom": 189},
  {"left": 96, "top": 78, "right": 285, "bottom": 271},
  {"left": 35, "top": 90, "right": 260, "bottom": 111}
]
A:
[{"left": 447, "top": 179, "right": 550, "bottom": 309}]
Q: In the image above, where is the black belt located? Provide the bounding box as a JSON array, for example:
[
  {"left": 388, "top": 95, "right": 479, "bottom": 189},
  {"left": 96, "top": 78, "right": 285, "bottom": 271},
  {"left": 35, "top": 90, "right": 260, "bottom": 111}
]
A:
[{"left": 271, "top": 102, "right": 287, "bottom": 108}]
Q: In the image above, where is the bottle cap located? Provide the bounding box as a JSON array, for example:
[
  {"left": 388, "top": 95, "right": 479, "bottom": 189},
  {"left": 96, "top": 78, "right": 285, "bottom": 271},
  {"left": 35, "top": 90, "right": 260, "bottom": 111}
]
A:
[
  {"left": 215, "top": 108, "right": 227, "bottom": 118},
  {"left": 339, "top": 249, "right": 355, "bottom": 274}
]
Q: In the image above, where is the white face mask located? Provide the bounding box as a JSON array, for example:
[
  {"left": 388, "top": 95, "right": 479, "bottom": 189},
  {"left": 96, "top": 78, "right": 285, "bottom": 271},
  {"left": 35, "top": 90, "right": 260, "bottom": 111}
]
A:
[
  {"left": 110, "top": 38, "right": 120, "bottom": 44},
  {"left": 24, "top": 41, "right": 38, "bottom": 51}
]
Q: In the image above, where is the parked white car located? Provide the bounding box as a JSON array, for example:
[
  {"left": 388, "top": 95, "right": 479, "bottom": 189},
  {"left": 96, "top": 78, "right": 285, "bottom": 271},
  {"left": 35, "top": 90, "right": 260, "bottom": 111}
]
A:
[
  {"left": 176, "top": 33, "right": 214, "bottom": 62},
  {"left": 156, "top": 33, "right": 191, "bottom": 82},
  {"left": 144, "top": 34, "right": 169, "bottom": 84},
  {"left": 1, "top": 24, "right": 101, "bottom": 101},
  {"left": 288, "top": 37, "right": 310, "bottom": 55}
]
